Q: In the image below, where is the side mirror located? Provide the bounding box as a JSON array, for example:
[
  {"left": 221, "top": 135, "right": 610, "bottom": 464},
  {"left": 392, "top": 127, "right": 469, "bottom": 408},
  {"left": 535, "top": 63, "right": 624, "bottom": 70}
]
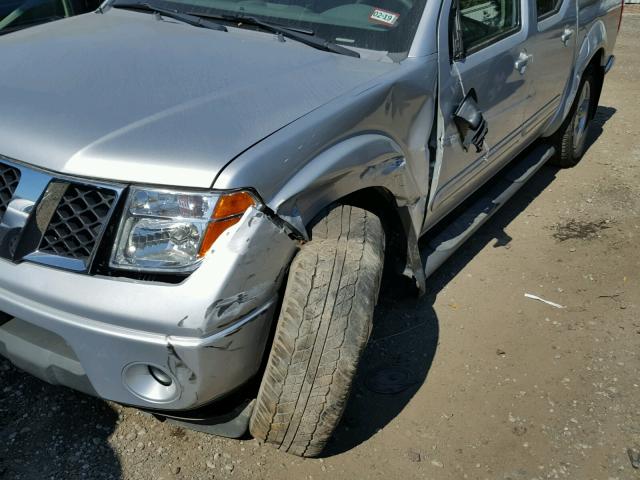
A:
[{"left": 453, "top": 90, "right": 488, "bottom": 153}]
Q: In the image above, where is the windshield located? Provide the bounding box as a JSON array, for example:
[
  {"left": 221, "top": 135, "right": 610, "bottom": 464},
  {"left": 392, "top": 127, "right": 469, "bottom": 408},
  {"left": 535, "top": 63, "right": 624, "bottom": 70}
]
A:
[
  {"left": 1, "top": 0, "right": 100, "bottom": 34},
  {"left": 112, "top": 0, "right": 427, "bottom": 56},
  {"left": 0, "top": 0, "right": 64, "bottom": 33}
]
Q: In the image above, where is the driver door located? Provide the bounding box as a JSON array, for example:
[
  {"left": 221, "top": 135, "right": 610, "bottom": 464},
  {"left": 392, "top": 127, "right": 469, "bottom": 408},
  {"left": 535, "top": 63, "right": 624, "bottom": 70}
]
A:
[{"left": 428, "top": 0, "right": 531, "bottom": 219}]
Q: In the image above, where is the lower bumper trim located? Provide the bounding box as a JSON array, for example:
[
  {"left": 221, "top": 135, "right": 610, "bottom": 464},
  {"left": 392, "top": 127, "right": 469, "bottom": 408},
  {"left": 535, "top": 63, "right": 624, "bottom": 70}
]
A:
[
  {"left": 152, "top": 399, "right": 255, "bottom": 439},
  {"left": 0, "top": 318, "right": 96, "bottom": 396}
]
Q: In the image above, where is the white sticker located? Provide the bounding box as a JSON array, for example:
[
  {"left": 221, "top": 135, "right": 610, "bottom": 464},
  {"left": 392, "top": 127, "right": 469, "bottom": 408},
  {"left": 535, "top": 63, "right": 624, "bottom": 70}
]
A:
[{"left": 369, "top": 8, "right": 400, "bottom": 27}]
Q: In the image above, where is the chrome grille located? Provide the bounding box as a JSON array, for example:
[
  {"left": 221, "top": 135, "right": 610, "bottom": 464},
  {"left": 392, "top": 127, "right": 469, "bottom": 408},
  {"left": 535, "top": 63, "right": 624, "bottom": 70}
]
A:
[
  {"left": 37, "top": 184, "right": 118, "bottom": 264},
  {"left": 0, "top": 155, "right": 124, "bottom": 272},
  {"left": 0, "top": 162, "right": 21, "bottom": 220}
]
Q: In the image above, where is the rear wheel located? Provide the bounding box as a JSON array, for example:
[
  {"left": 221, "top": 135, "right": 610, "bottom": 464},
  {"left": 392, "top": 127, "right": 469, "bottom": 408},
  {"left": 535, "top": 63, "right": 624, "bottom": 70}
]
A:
[
  {"left": 250, "top": 205, "right": 385, "bottom": 457},
  {"left": 549, "top": 69, "right": 596, "bottom": 168}
]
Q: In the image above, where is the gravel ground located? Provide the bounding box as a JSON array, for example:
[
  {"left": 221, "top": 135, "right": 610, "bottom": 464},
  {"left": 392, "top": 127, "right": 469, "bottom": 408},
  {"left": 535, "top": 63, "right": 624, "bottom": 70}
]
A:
[{"left": 1, "top": 9, "right": 639, "bottom": 480}]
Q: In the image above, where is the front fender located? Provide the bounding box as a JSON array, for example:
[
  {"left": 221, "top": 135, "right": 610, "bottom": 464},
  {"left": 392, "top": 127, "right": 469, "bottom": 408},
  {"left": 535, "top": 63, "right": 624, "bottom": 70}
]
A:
[
  {"left": 213, "top": 58, "right": 438, "bottom": 292},
  {"left": 271, "top": 133, "right": 424, "bottom": 237},
  {"left": 214, "top": 56, "right": 438, "bottom": 240}
]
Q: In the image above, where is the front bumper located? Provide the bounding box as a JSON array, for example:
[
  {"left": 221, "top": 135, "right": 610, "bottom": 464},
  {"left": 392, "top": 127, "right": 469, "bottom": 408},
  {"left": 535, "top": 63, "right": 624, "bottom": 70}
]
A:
[{"left": 0, "top": 207, "right": 297, "bottom": 410}]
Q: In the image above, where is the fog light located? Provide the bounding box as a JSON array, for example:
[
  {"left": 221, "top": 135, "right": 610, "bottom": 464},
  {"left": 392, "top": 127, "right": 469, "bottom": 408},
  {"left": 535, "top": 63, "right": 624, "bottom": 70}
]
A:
[
  {"left": 122, "top": 363, "right": 179, "bottom": 404},
  {"left": 148, "top": 365, "right": 172, "bottom": 386}
]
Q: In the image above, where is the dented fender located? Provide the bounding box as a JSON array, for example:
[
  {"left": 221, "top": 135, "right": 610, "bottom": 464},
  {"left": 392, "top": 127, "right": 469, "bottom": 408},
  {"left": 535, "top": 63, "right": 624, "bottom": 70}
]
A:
[
  {"left": 214, "top": 58, "right": 438, "bottom": 285},
  {"left": 272, "top": 134, "right": 419, "bottom": 235}
]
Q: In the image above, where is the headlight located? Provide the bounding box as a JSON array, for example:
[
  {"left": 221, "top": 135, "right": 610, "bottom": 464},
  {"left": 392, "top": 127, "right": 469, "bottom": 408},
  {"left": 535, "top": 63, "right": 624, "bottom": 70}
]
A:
[{"left": 110, "top": 187, "right": 256, "bottom": 272}]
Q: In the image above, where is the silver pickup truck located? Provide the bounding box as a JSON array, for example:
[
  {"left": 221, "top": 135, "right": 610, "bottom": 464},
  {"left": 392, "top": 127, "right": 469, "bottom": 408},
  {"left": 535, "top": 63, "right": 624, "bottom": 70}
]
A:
[{"left": 0, "top": 0, "right": 622, "bottom": 458}]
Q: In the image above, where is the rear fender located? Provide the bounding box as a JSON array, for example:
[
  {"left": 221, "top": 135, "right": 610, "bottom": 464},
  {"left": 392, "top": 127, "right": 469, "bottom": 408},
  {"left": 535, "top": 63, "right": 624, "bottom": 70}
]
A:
[{"left": 543, "top": 20, "right": 607, "bottom": 136}]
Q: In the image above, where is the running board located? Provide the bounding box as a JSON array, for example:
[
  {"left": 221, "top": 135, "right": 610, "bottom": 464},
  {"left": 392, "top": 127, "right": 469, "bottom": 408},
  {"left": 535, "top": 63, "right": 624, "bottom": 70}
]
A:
[{"left": 422, "top": 144, "right": 555, "bottom": 278}]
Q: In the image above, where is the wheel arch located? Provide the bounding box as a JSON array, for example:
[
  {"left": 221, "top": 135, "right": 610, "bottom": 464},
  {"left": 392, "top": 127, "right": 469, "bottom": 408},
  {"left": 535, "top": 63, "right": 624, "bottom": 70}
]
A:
[
  {"left": 587, "top": 49, "right": 606, "bottom": 120},
  {"left": 543, "top": 23, "right": 608, "bottom": 137},
  {"left": 306, "top": 186, "right": 425, "bottom": 293},
  {"left": 266, "top": 133, "right": 429, "bottom": 293}
]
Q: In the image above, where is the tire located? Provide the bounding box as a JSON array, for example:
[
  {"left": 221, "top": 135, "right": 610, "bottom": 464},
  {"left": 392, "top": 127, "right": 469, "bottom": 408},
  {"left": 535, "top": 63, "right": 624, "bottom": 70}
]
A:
[
  {"left": 250, "top": 205, "right": 385, "bottom": 457},
  {"left": 549, "top": 69, "right": 596, "bottom": 168}
]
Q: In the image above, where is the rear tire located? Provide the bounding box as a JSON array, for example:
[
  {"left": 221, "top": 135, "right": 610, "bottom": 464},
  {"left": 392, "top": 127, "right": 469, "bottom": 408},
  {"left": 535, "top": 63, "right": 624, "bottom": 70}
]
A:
[
  {"left": 250, "top": 205, "right": 385, "bottom": 457},
  {"left": 549, "top": 69, "right": 596, "bottom": 168}
]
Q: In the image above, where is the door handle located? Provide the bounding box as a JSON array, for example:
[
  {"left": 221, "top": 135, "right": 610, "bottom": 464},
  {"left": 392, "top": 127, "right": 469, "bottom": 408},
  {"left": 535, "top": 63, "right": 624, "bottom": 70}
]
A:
[
  {"left": 514, "top": 52, "right": 533, "bottom": 74},
  {"left": 561, "top": 28, "right": 574, "bottom": 45}
]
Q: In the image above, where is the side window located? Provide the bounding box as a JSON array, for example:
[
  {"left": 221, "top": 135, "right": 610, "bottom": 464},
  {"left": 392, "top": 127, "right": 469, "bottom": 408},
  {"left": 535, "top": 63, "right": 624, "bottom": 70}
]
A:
[
  {"left": 537, "top": 0, "right": 562, "bottom": 18},
  {"left": 458, "top": 0, "right": 520, "bottom": 53}
]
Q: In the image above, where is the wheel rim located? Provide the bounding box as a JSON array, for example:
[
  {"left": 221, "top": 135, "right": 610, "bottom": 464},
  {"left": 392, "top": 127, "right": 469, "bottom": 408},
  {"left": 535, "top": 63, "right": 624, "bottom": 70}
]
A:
[{"left": 572, "top": 81, "right": 591, "bottom": 155}]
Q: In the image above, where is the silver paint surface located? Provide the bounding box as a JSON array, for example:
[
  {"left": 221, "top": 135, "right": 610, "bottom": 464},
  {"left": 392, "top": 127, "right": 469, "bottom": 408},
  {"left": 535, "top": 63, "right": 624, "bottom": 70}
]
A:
[
  {"left": 0, "top": 0, "right": 622, "bottom": 409},
  {"left": 0, "top": 9, "right": 395, "bottom": 188},
  {"left": 0, "top": 208, "right": 297, "bottom": 409}
]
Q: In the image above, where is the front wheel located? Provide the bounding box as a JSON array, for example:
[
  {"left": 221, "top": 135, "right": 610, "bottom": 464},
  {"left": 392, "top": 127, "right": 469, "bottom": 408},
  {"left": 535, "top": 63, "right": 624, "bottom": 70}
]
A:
[
  {"left": 549, "top": 69, "right": 596, "bottom": 168},
  {"left": 250, "top": 205, "right": 385, "bottom": 457}
]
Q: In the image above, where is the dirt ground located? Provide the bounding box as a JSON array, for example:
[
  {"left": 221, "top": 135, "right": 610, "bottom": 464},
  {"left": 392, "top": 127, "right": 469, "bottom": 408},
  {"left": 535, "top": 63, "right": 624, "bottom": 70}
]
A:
[{"left": 1, "top": 9, "right": 639, "bottom": 480}]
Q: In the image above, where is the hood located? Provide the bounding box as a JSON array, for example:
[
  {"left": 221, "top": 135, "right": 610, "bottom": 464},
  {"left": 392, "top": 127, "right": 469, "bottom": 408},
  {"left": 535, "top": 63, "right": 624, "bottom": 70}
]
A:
[{"left": 0, "top": 9, "right": 395, "bottom": 188}]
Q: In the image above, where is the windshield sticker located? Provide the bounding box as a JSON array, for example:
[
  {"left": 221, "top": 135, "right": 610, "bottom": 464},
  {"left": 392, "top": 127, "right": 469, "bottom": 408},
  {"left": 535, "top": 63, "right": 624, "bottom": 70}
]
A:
[{"left": 369, "top": 8, "right": 400, "bottom": 27}]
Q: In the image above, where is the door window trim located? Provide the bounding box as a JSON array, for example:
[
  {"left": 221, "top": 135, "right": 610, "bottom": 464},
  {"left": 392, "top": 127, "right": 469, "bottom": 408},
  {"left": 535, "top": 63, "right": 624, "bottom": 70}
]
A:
[
  {"left": 450, "top": 0, "right": 523, "bottom": 58},
  {"left": 536, "top": 0, "right": 563, "bottom": 21}
]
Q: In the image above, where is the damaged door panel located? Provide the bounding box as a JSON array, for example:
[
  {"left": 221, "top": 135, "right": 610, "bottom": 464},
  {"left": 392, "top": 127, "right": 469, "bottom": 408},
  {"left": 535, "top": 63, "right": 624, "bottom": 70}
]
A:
[
  {"left": 453, "top": 89, "right": 489, "bottom": 153},
  {"left": 428, "top": 0, "right": 531, "bottom": 219}
]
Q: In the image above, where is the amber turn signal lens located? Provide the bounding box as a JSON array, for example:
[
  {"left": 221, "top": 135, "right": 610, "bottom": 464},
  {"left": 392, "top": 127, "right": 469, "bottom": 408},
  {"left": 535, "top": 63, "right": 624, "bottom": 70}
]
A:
[
  {"left": 198, "top": 217, "right": 240, "bottom": 257},
  {"left": 198, "top": 191, "right": 257, "bottom": 257},
  {"left": 213, "top": 191, "right": 255, "bottom": 219}
]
